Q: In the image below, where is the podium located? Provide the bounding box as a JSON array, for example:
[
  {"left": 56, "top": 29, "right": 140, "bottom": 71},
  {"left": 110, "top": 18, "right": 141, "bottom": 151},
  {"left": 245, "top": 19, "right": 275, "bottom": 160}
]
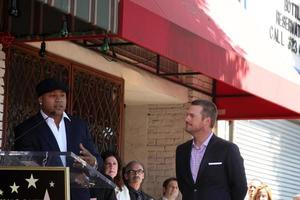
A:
[{"left": 0, "top": 151, "right": 116, "bottom": 199}]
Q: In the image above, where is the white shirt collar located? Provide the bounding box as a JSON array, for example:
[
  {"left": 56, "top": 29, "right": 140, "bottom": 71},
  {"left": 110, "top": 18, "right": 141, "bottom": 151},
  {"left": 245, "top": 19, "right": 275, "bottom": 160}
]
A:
[
  {"left": 40, "top": 110, "right": 71, "bottom": 121},
  {"left": 192, "top": 132, "right": 213, "bottom": 149}
]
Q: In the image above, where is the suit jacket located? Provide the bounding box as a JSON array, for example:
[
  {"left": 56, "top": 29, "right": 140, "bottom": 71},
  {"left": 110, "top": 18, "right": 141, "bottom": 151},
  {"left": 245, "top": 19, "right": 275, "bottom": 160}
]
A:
[
  {"left": 176, "top": 134, "right": 247, "bottom": 200},
  {"left": 14, "top": 112, "right": 102, "bottom": 200},
  {"left": 127, "top": 185, "right": 155, "bottom": 200}
]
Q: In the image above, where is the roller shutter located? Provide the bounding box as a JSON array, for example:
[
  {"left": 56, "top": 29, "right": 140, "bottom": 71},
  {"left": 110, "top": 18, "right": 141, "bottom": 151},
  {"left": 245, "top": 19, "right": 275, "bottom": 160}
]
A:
[{"left": 233, "top": 120, "right": 300, "bottom": 200}]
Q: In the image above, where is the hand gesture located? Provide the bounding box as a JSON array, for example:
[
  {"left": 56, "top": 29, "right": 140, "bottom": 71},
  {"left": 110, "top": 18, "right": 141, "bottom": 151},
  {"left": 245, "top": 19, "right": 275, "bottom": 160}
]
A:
[{"left": 79, "top": 143, "right": 97, "bottom": 168}]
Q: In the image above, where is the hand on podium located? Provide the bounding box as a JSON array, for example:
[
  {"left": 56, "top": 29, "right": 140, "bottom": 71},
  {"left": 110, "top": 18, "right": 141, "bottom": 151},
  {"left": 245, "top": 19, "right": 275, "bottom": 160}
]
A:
[
  {"left": 79, "top": 143, "right": 98, "bottom": 169},
  {"left": 72, "top": 172, "right": 90, "bottom": 188}
]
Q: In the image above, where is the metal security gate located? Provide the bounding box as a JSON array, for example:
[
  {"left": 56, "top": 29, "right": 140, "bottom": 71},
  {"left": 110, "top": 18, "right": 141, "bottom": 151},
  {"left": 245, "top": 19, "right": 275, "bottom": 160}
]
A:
[
  {"left": 233, "top": 120, "right": 300, "bottom": 200},
  {"left": 3, "top": 44, "right": 124, "bottom": 154}
]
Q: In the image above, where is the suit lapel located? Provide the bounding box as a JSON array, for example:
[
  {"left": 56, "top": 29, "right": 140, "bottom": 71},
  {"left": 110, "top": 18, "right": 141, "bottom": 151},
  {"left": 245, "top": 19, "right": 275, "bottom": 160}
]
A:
[
  {"left": 37, "top": 117, "right": 60, "bottom": 151},
  {"left": 38, "top": 113, "right": 60, "bottom": 151},
  {"left": 195, "top": 134, "right": 217, "bottom": 183},
  {"left": 183, "top": 140, "right": 194, "bottom": 185},
  {"left": 64, "top": 117, "right": 72, "bottom": 151}
]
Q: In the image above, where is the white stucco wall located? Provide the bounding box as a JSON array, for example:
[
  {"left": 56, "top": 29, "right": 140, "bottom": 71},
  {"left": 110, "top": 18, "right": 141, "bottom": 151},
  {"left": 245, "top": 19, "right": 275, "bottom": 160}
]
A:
[{"left": 27, "top": 41, "right": 189, "bottom": 105}]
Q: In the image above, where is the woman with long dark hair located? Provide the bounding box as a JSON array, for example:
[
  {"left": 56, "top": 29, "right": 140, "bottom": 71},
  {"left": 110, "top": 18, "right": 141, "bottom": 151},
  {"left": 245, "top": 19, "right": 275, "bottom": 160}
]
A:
[{"left": 101, "top": 151, "right": 130, "bottom": 200}]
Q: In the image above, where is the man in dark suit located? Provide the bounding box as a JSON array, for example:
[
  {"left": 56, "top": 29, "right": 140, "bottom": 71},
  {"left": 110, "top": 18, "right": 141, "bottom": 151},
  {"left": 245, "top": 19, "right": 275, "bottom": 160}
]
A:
[
  {"left": 176, "top": 99, "right": 247, "bottom": 200},
  {"left": 14, "top": 78, "right": 102, "bottom": 200}
]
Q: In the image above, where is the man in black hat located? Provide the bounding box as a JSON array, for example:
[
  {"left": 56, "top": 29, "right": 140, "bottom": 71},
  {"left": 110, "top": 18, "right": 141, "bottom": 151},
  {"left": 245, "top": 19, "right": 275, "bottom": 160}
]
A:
[{"left": 14, "top": 78, "right": 102, "bottom": 200}]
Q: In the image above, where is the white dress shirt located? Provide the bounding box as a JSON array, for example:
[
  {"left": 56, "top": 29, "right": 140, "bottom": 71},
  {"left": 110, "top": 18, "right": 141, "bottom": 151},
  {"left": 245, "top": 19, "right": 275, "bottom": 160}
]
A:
[{"left": 41, "top": 110, "right": 70, "bottom": 166}]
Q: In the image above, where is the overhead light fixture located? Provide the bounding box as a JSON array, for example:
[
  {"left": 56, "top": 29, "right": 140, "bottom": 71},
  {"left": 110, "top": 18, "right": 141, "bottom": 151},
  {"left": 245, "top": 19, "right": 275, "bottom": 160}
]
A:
[
  {"left": 8, "top": 0, "right": 20, "bottom": 17},
  {"left": 39, "top": 40, "right": 46, "bottom": 57},
  {"left": 60, "top": 15, "right": 69, "bottom": 37}
]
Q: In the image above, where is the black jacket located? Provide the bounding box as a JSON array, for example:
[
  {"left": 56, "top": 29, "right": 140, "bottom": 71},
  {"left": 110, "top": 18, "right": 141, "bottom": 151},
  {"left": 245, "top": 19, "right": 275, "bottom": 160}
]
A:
[
  {"left": 176, "top": 134, "right": 247, "bottom": 200},
  {"left": 127, "top": 185, "right": 155, "bottom": 200},
  {"left": 14, "top": 112, "right": 102, "bottom": 200}
]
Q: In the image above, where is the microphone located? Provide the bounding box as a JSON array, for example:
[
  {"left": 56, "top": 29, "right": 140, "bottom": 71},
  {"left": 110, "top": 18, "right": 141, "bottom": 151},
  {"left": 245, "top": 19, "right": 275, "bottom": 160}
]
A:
[{"left": 14, "top": 111, "right": 56, "bottom": 145}]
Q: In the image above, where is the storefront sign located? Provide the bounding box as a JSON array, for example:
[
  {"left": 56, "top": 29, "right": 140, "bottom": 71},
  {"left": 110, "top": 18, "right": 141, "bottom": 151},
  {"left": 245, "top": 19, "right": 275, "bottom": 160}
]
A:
[{"left": 270, "top": 0, "right": 300, "bottom": 54}]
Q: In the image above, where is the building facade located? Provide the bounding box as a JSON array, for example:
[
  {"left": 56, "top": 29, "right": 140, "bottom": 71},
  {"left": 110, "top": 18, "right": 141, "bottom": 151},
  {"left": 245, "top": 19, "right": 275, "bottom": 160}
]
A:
[{"left": 1, "top": 0, "right": 300, "bottom": 199}]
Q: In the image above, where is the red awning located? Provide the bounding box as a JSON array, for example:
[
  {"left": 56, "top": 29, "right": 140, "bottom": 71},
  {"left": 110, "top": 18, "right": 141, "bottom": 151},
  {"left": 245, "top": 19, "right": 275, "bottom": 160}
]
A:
[{"left": 118, "top": 0, "right": 300, "bottom": 119}]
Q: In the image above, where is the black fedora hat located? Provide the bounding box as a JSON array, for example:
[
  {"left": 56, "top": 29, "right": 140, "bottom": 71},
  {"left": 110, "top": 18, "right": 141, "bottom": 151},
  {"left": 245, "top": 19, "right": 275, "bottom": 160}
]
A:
[{"left": 36, "top": 78, "right": 69, "bottom": 97}]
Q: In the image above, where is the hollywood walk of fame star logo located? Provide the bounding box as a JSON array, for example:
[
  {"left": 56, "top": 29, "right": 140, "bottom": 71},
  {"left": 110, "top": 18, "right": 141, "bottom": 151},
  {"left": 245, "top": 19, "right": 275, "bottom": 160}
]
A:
[
  {"left": 10, "top": 182, "right": 19, "bottom": 193},
  {"left": 26, "top": 173, "right": 39, "bottom": 188}
]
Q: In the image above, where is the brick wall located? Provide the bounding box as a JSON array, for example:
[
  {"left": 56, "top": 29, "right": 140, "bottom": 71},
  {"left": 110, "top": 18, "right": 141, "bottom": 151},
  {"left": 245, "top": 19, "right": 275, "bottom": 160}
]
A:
[
  {"left": 179, "top": 64, "right": 212, "bottom": 101},
  {"left": 0, "top": 44, "right": 5, "bottom": 149},
  {"left": 145, "top": 104, "right": 188, "bottom": 198},
  {"left": 124, "top": 104, "right": 188, "bottom": 199},
  {"left": 124, "top": 105, "right": 149, "bottom": 167},
  {"left": 123, "top": 64, "right": 214, "bottom": 199}
]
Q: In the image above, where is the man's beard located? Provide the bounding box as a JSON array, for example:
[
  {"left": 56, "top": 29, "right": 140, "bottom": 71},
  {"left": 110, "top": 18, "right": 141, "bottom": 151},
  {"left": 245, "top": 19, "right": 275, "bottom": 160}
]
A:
[{"left": 130, "top": 175, "right": 141, "bottom": 183}]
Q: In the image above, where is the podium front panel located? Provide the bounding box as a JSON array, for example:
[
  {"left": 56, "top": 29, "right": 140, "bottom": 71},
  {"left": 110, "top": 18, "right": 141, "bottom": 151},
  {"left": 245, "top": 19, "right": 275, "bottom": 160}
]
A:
[
  {"left": 0, "top": 151, "right": 116, "bottom": 190},
  {"left": 0, "top": 166, "right": 70, "bottom": 199}
]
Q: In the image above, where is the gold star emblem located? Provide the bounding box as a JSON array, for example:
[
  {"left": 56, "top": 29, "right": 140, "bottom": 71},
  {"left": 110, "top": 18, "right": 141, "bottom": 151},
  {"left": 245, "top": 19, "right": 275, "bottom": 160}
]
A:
[
  {"left": 10, "top": 182, "right": 19, "bottom": 193},
  {"left": 26, "top": 174, "right": 39, "bottom": 188}
]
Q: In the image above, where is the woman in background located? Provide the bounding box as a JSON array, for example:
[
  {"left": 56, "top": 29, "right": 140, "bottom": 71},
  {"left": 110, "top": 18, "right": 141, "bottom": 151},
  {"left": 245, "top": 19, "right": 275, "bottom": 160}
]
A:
[
  {"left": 253, "top": 184, "right": 273, "bottom": 200},
  {"left": 102, "top": 151, "right": 130, "bottom": 200}
]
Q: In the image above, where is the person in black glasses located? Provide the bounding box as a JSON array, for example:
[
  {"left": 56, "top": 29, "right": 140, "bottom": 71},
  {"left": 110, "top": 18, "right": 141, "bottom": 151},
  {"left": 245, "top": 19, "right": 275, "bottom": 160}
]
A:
[{"left": 123, "top": 160, "right": 154, "bottom": 200}]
